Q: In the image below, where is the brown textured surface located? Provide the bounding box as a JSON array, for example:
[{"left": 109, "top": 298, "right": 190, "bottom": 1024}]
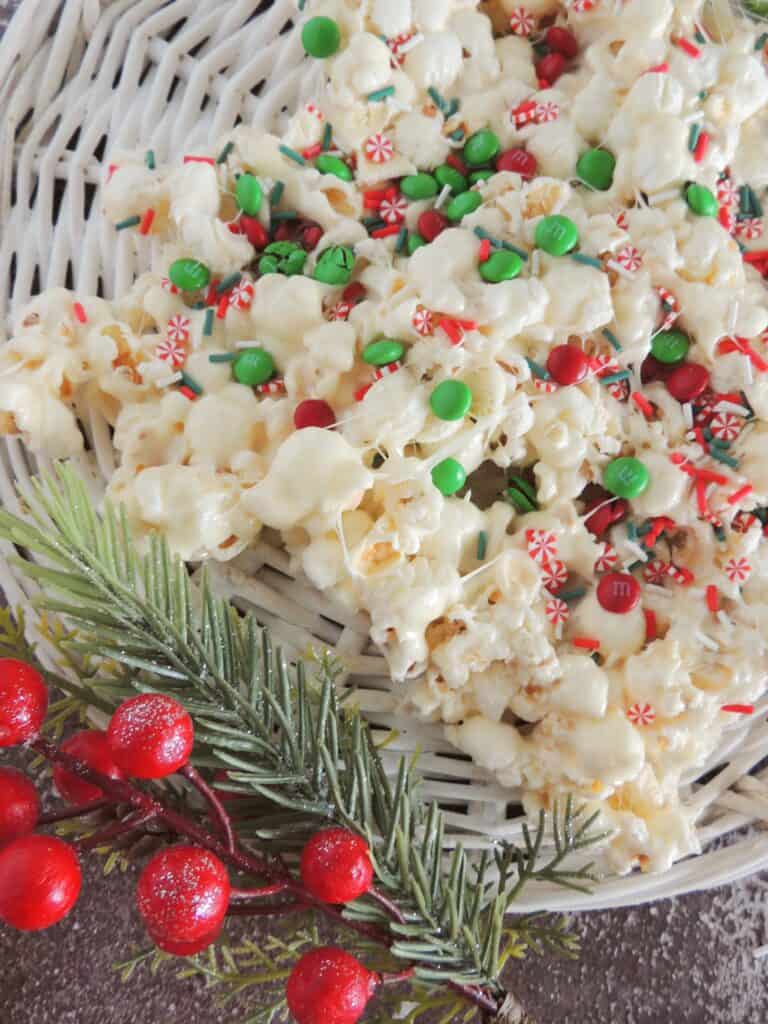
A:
[{"left": 1, "top": 2, "right": 768, "bottom": 1021}]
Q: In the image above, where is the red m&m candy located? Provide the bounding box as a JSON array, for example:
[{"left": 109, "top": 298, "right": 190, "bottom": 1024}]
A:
[
  {"left": 665, "top": 363, "right": 710, "bottom": 403},
  {"left": 294, "top": 399, "right": 336, "bottom": 430},
  {"left": 495, "top": 148, "right": 537, "bottom": 180},
  {"left": 342, "top": 282, "right": 366, "bottom": 305},
  {"left": 546, "top": 344, "right": 589, "bottom": 385},
  {"left": 417, "top": 210, "right": 448, "bottom": 243},
  {"left": 640, "top": 354, "right": 674, "bottom": 385},
  {"left": 597, "top": 572, "right": 641, "bottom": 614},
  {"left": 545, "top": 27, "right": 579, "bottom": 59},
  {"left": 536, "top": 53, "right": 567, "bottom": 85}
]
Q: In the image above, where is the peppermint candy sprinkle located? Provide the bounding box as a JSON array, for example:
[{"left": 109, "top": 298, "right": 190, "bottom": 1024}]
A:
[
  {"left": 257, "top": 378, "right": 286, "bottom": 395},
  {"left": 643, "top": 560, "right": 670, "bottom": 585},
  {"left": 615, "top": 245, "right": 642, "bottom": 272},
  {"left": 228, "top": 280, "right": 255, "bottom": 311},
  {"left": 534, "top": 102, "right": 560, "bottom": 124},
  {"left": 709, "top": 412, "right": 743, "bottom": 441},
  {"left": 736, "top": 217, "right": 764, "bottom": 240},
  {"left": 717, "top": 177, "right": 737, "bottom": 207},
  {"left": 533, "top": 376, "right": 559, "bottom": 393},
  {"left": 545, "top": 597, "right": 570, "bottom": 625},
  {"left": 627, "top": 702, "right": 656, "bottom": 726},
  {"left": 526, "top": 528, "right": 558, "bottom": 564},
  {"left": 161, "top": 277, "right": 179, "bottom": 294},
  {"left": 509, "top": 7, "right": 535, "bottom": 35},
  {"left": 725, "top": 557, "right": 752, "bottom": 583},
  {"left": 328, "top": 301, "right": 353, "bottom": 322},
  {"left": 594, "top": 543, "right": 619, "bottom": 573},
  {"left": 541, "top": 558, "right": 568, "bottom": 593},
  {"left": 412, "top": 307, "right": 434, "bottom": 336},
  {"left": 155, "top": 337, "right": 186, "bottom": 369},
  {"left": 365, "top": 133, "right": 394, "bottom": 164},
  {"left": 379, "top": 194, "right": 408, "bottom": 224},
  {"left": 165, "top": 315, "right": 191, "bottom": 343}
]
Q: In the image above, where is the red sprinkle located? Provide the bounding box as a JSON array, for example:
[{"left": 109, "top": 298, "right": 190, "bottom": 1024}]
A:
[
  {"left": 354, "top": 382, "right": 373, "bottom": 402},
  {"left": 342, "top": 282, "right": 367, "bottom": 305},
  {"left": 363, "top": 188, "right": 391, "bottom": 210},
  {"left": 216, "top": 295, "right": 229, "bottom": 320},
  {"left": 673, "top": 37, "right": 701, "bottom": 58},
  {"left": 302, "top": 143, "right": 323, "bottom": 160},
  {"left": 720, "top": 704, "right": 754, "bottom": 715},
  {"left": 631, "top": 392, "right": 655, "bottom": 418},
  {"left": 645, "top": 62, "right": 669, "bottom": 74},
  {"left": 371, "top": 224, "right": 403, "bottom": 239},
  {"left": 742, "top": 250, "right": 768, "bottom": 264},
  {"left": 106, "top": 163, "right": 119, "bottom": 182},
  {"left": 478, "top": 239, "right": 492, "bottom": 262},
  {"left": 643, "top": 608, "right": 657, "bottom": 643},
  {"left": 695, "top": 478, "right": 710, "bottom": 517},
  {"left": 718, "top": 336, "right": 768, "bottom": 373},
  {"left": 205, "top": 280, "right": 220, "bottom": 306},
  {"left": 72, "top": 302, "right": 88, "bottom": 324},
  {"left": 139, "top": 209, "right": 155, "bottom": 235},
  {"left": 438, "top": 317, "right": 465, "bottom": 346},
  {"left": 693, "top": 425, "right": 709, "bottom": 453},
  {"left": 179, "top": 386, "right": 197, "bottom": 401},
  {"left": 643, "top": 516, "right": 675, "bottom": 548},
  {"left": 183, "top": 155, "right": 215, "bottom": 165},
  {"left": 706, "top": 585, "right": 720, "bottom": 614},
  {"left": 693, "top": 131, "right": 710, "bottom": 163},
  {"left": 727, "top": 484, "right": 754, "bottom": 506},
  {"left": 573, "top": 636, "right": 600, "bottom": 652}
]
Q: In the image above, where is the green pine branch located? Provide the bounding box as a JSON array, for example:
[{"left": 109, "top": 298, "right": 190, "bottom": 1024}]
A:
[{"left": 0, "top": 464, "right": 608, "bottom": 1009}]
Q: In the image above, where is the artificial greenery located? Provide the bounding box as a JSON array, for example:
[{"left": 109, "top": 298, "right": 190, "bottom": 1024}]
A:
[{"left": 0, "top": 465, "right": 606, "bottom": 1019}]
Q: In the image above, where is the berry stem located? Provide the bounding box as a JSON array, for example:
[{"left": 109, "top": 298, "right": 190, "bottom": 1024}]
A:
[
  {"left": 77, "top": 809, "right": 156, "bottom": 851},
  {"left": 379, "top": 967, "right": 415, "bottom": 985},
  {"left": 368, "top": 884, "right": 407, "bottom": 923},
  {"left": 229, "top": 882, "right": 289, "bottom": 900},
  {"left": 37, "top": 799, "right": 112, "bottom": 824},
  {"left": 227, "top": 901, "right": 309, "bottom": 918},
  {"left": 180, "top": 762, "right": 235, "bottom": 853}
]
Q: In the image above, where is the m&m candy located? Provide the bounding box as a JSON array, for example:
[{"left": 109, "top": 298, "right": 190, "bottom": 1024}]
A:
[
  {"left": 479, "top": 251, "right": 523, "bottom": 282},
  {"left": 666, "top": 363, "right": 710, "bottom": 402},
  {"left": 651, "top": 330, "right": 690, "bottom": 365},
  {"left": 235, "top": 173, "right": 263, "bottom": 216},
  {"left": 495, "top": 148, "right": 537, "bottom": 180},
  {"left": 535, "top": 215, "right": 579, "bottom": 255},
  {"left": 463, "top": 130, "right": 500, "bottom": 167},
  {"left": 417, "top": 210, "right": 448, "bottom": 242},
  {"left": 169, "top": 258, "right": 210, "bottom": 292},
  {"left": 294, "top": 399, "right": 335, "bottom": 429},
  {"left": 432, "top": 458, "right": 466, "bottom": 496},
  {"left": 685, "top": 183, "right": 718, "bottom": 217},
  {"left": 597, "top": 572, "right": 641, "bottom": 614},
  {"left": 603, "top": 457, "right": 649, "bottom": 499},
  {"left": 362, "top": 339, "right": 405, "bottom": 366},
  {"left": 302, "top": 16, "right": 341, "bottom": 58},
  {"left": 576, "top": 149, "right": 616, "bottom": 191},
  {"left": 546, "top": 344, "right": 590, "bottom": 385},
  {"left": 430, "top": 380, "right": 472, "bottom": 421},
  {"left": 234, "top": 348, "right": 275, "bottom": 386}
]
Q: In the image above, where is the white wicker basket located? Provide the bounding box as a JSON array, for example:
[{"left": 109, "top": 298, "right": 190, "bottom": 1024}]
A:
[{"left": 2, "top": 0, "right": 768, "bottom": 911}]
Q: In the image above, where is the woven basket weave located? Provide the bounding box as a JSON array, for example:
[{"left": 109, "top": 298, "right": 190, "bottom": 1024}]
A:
[{"left": 2, "top": 0, "right": 768, "bottom": 911}]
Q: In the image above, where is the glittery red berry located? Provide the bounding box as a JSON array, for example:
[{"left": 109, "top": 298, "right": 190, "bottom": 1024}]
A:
[
  {"left": 136, "top": 845, "right": 230, "bottom": 951},
  {"left": 107, "top": 694, "right": 194, "bottom": 779},
  {"left": 300, "top": 828, "right": 373, "bottom": 904},
  {"left": 286, "top": 947, "right": 379, "bottom": 1024},
  {"left": 52, "top": 729, "right": 125, "bottom": 806},
  {"left": 0, "top": 658, "right": 48, "bottom": 747},
  {"left": 0, "top": 766, "right": 40, "bottom": 846},
  {"left": 0, "top": 834, "right": 81, "bottom": 930}
]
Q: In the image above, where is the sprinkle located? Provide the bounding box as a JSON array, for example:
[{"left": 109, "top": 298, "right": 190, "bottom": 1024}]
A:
[
  {"left": 673, "top": 37, "right": 701, "bottom": 58},
  {"left": 570, "top": 252, "right": 603, "bottom": 269},
  {"left": 322, "top": 122, "right": 333, "bottom": 150},
  {"left": 694, "top": 25, "right": 707, "bottom": 45},
  {"left": 106, "top": 163, "right": 119, "bottom": 183},
  {"left": 183, "top": 155, "right": 215, "bottom": 165},
  {"left": 599, "top": 370, "right": 631, "bottom": 384},
  {"left": 302, "top": 142, "right": 323, "bottom": 160},
  {"left": 158, "top": 371, "right": 182, "bottom": 388},
  {"left": 445, "top": 98, "right": 460, "bottom": 119},
  {"left": 478, "top": 238, "right": 492, "bottom": 262},
  {"left": 278, "top": 144, "right": 306, "bottom": 166},
  {"left": 208, "top": 352, "right": 235, "bottom": 363},
  {"left": 395, "top": 227, "right": 408, "bottom": 253},
  {"left": 531, "top": 250, "right": 541, "bottom": 275},
  {"left": 721, "top": 704, "right": 754, "bottom": 715},
  {"left": 477, "top": 531, "right": 488, "bottom": 560},
  {"left": 573, "top": 636, "right": 600, "bottom": 652},
  {"left": 693, "top": 131, "right": 710, "bottom": 163},
  {"left": 139, "top": 209, "right": 155, "bottom": 235},
  {"left": 145, "top": 150, "right": 156, "bottom": 170},
  {"left": 427, "top": 87, "right": 449, "bottom": 113},
  {"left": 216, "top": 295, "right": 229, "bottom": 320},
  {"left": 647, "top": 188, "right": 682, "bottom": 207},
  {"left": 727, "top": 483, "right": 753, "bottom": 506},
  {"left": 756, "top": 32, "right": 768, "bottom": 51},
  {"left": 203, "top": 308, "right": 215, "bottom": 337},
  {"left": 371, "top": 224, "right": 403, "bottom": 239},
  {"left": 643, "top": 609, "right": 657, "bottom": 643},
  {"left": 688, "top": 123, "right": 701, "bottom": 152},
  {"left": 627, "top": 702, "right": 656, "bottom": 726},
  {"left": 525, "top": 357, "right": 550, "bottom": 380},
  {"left": 72, "top": 302, "right": 88, "bottom": 324},
  {"left": 632, "top": 392, "right": 655, "bottom": 418},
  {"left": 725, "top": 556, "right": 752, "bottom": 583},
  {"left": 706, "top": 585, "right": 720, "bottom": 613},
  {"left": 216, "top": 141, "right": 234, "bottom": 165},
  {"left": 473, "top": 228, "right": 530, "bottom": 261},
  {"left": 179, "top": 371, "right": 203, "bottom": 395},
  {"left": 742, "top": 249, "right": 768, "bottom": 265},
  {"left": 217, "top": 272, "right": 242, "bottom": 295},
  {"left": 438, "top": 317, "right": 466, "bottom": 346},
  {"left": 645, "top": 62, "right": 669, "bottom": 74},
  {"left": 450, "top": 129, "right": 466, "bottom": 141},
  {"left": 367, "top": 86, "right": 395, "bottom": 102},
  {"left": 256, "top": 377, "right": 286, "bottom": 395},
  {"left": 270, "top": 181, "right": 285, "bottom": 207},
  {"left": 354, "top": 382, "right": 374, "bottom": 402},
  {"left": 435, "top": 184, "right": 452, "bottom": 210},
  {"left": 178, "top": 386, "right": 197, "bottom": 401},
  {"left": 601, "top": 328, "right": 623, "bottom": 352},
  {"left": 271, "top": 211, "right": 299, "bottom": 222},
  {"left": 605, "top": 258, "right": 636, "bottom": 280},
  {"left": 115, "top": 215, "right": 141, "bottom": 231},
  {"left": 558, "top": 586, "right": 587, "bottom": 602}
]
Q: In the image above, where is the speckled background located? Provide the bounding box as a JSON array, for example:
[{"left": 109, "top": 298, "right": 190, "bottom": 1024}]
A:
[{"left": 1, "top": 2, "right": 768, "bottom": 1021}]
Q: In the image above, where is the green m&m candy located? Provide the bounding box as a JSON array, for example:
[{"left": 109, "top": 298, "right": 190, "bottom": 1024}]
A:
[
  {"left": 685, "top": 182, "right": 718, "bottom": 217},
  {"left": 576, "top": 149, "right": 616, "bottom": 191},
  {"left": 316, "top": 154, "right": 353, "bottom": 181},
  {"left": 259, "top": 241, "right": 307, "bottom": 276},
  {"left": 430, "top": 380, "right": 472, "bottom": 421},
  {"left": 301, "top": 16, "right": 340, "bottom": 59},
  {"left": 234, "top": 347, "right": 275, "bottom": 386},
  {"left": 535, "top": 214, "right": 579, "bottom": 256},
  {"left": 468, "top": 169, "right": 494, "bottom": 185},
  {"left": 400, "top": 173, "right": 439, "bottom": 200},
  {"left": 362, "top": 338, "right": 405, "bottom": 366},
  {"left": 435, "top": 164, "right": 467, "bottom": 195},
  {"left": 445, "top": 191, "right": 483, "bottom": 222},
  {"left": 505, "top": 475, "right": 538, "bottom": 513},
  {"left": 603, "top": 457, "right": 649, "bottom": 499},
  {"left": 169, "top": 258, "right": 210, "bottom": 292},
  {"left": 407, "top": 233, "right": 426, "bottom": 254},
  {"left": 479, "top": 250, "right": 523, "bottom": 283},
  {"left": 431, "top": 457, "right": 466, "bottom": 496},
  {"left": 651, "top": 330, "right": 690, "bottom": 364},
  {"left": 463, "top": 130, "right": 500, "bottom": 167},
  {"left": 235, "top": 173, "right": 263, "bottom": 216},
  {"left": 313, "top": 245, "right": 355, "bottom": 285}
]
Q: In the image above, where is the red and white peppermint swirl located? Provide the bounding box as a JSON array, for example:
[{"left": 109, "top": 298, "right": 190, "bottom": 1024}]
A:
[
  {"left": 545, "top": 597, "right": 570, "bottom": 625},
  {"left": 594, "top": 543, "right": 618, "bottom": 573},
  {"left": 228, "top": 280, "right": 254, "bottom": 311},
  {"left": 716, "top": 178, "right": 737, "bottom": 207},
  {"left": 533, "top": 377, "right": 558, "bottom": 393},
  {"left": 693, "top": 389, "right": 717, "bottom": 425},
  {"left": 591, "top": 353, "right": 620, "bottom": 378},
  {"left": 155, "top": 337, "right": 186, "bottom": 369},
  {"left": 526, "top": 529, "right": 558, "bottom": 564},
  {"left": 166, "top": 315, "right": 190, "bottom": 343},
  {"left": 256, "top": 378, "right": 286, "bottom": 395},
  {"left": 570, "top": 0, "right": 598, "bottom": 11},
  {"left": 725, "top": 557, "right": 752, "bottom": 583},
  {"left": 412, "top": 307, "right": 434, "bottom": 336},
  {"left": 541, "top": 558, "right": 568, "bottom": 593},
  {"left": 386, "top": 33, "right": 414, "bottom": 66},
  {"left": 373, "top": 360, "right": 403, "bottom": 380},
  {"left": 534, "top": 102, "right": 560, "bottom": 124},
  {"left": 379, "top": 194, "right": 408, "bottom": 224},
  {"left": 364, "top": 133, "right": 394, "bottom": 164},
  {"left": 643, "top": 560, "right": 670, "bottom": 585},
  {"left": 736, "top": 217, "right": 764, "bottom": 240},
  {"left": 327, "top": 301, "right": 353, "bottom": 322},
  {"left": 627, "top": 703, "right": 656, "bottom": 726},
  {"left": 509, "top": 6, "right": 535, "bottom": 35},
  {"left": 607, "top": 380, "right": 630, "bottom": 401},
  {"left": 615, "top": 245, "right": 642, "bottom": 272},
  {"left": 709, "top": 412, "right": 743, "bottom": 442}
]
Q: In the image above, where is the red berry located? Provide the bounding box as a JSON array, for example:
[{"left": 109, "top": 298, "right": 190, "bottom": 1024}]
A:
[
  {"left": 107, "top": 694, "right": 193, "bottom": 779},
  {"left": 0, "top": 659, "right": 48, "bottom": 748},
  {"left": 545, "top": 27, "right": 579, "bottom": 59},
  {"left": 495, "top": 147, "right": 537, "bottom": 180},
  {"left": 53, "top": 729, "right": 125, "bottom": 806},
  {"left": 665, "top": 362, "right": 710, "bottom": 403},
  {"left": 596, "top": 572, "right": 641, "bottom": 614},
  {"left": 417, "top": 209, "right": 448, "bottom": 243},
  {"left": 294, "top": 399, "right": 336, "bottom": 430},
  {"left": 300, "top": 828, "right": 373, "bottom": 904},
  {"left": 0, "top": 766, "right": 39, "bottom": 846},
  {"left": 286, "top": 947, "right": 379, "bottom": 1024},
  {"left": 546, "top": 344, "right": 590, "bottom": 385},
  {"left": 342, "top": 282, "right": 366, "bottom": 305},
  {"left": 0, "top": 835, "right": 81, "bottom": 930},
  {"left": 535, "top": 52, "right": 568, "bottom": 85},
  {"left": 640, "top": 354, "right": 674, "bottom": 384},
  {"left": 240, "top": 215, "right": 269, "bottom": 249},
  {"left": 584, "top": 495, "right": 628, "bottom": 538},
  {"left": 137, "top": 845, "right": 230, "bottom": 947}
]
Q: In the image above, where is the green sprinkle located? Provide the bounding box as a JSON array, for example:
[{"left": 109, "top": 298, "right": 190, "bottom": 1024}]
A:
[
  {"left": 473, "top": 227, "right": 528, "bottom": 260},
  {"left": 688, "top": 123, "right": 701, "bottom": 152},
  {"left": 180, "top": 371, "right": 203, "bottom": 395},
  {"left": 558, "top": 587, "right": 587, "bottom": 602},
  {"left": 217, "top": 272, "right": 241, "bottom": 294},
  {"left": 694, "top": 27, "right": 707, "bottom": 44},
  {"left": 445, "top": 98, "right": 460, "bottom": 119},
  {"left": 271, "top": 210, "right": 299, "bottom": 221},
  {"left": 115, "top": 215, "right": 141, "bottom": 231},
  {"left": 627, "top": 560, "right": 645, "bottom": 573},
  {"left": 525, "top": 357, "right": 550, "bottom": 380},
  {"left": 627, "top": 521, "right": 638, "bottom": 541},
  {"left": 366, "top": 220, "right": 387, "bottom": 233},
  {"left": 750, "top": 187, "right": 763, "bottom": 218},
  {"left": 367, "top": 86, "right": 395, "bottom": 102},
  {"left": 270, "top": 181, "right": 285, "bottom": 206},
  {"left": 709, "top": 449, "right": 739, "bottom": 469},
  {"left": 476, "top": 531, "right": 488, "bottom": 561},
  {"left": 203, "top": 308, "right": 214, "bottom": 336},
  {"left": 279, "top": 144, "right": 306, "bottom": 166},
  {"left": 450, "top": 129, "right": 466, "bottom": 141},
  {"left": 698, "top": 89, "right": 709, "bottom": 100},
  {"left": 427, "top": 87, "right": 449, "bottom": 113},
  {"left": 145, "top": 150, "right": 156, "bottom": 170},
  {"left": 602, "top": 328, "right": 623, "bottom": 352},
  {"left": 709, "top": 437, "right": 730, "bottom": 450},
  {"left": 570, "top": 252, "right": 603, "bottom": 269},
  {"left": 395, "top": 227, "right": 408, "bottom": 254},
  {"left": 298, "top": 0, "right": 307, "bottom": 9},
  {"left": 714, "top": 525, "right": 726, "bottom": 543},
  {"left": 739, "top": 185, "right": 754, "bottom": 216},
  {"left": 322, "top": 122, "right": 333, "bottom": 151},
  {"left": 756, "top": 32, "right": 768, "bottom": 51},
  {"left": 216, "top": 141, "right": 234, "bottom": 164},
  {"left": 208, "top": 352, "right": 236, "bottom": 363},
  {"left": 600, "top": 370, "right": 631, "bottom": 384},
  {"left": 636, "top": 522, "right": 651, "bottom": 537}
]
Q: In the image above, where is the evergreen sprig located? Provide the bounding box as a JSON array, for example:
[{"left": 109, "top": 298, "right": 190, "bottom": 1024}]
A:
[{"left": 0, "top": 465, "right": 607, "bottom": 1016}]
